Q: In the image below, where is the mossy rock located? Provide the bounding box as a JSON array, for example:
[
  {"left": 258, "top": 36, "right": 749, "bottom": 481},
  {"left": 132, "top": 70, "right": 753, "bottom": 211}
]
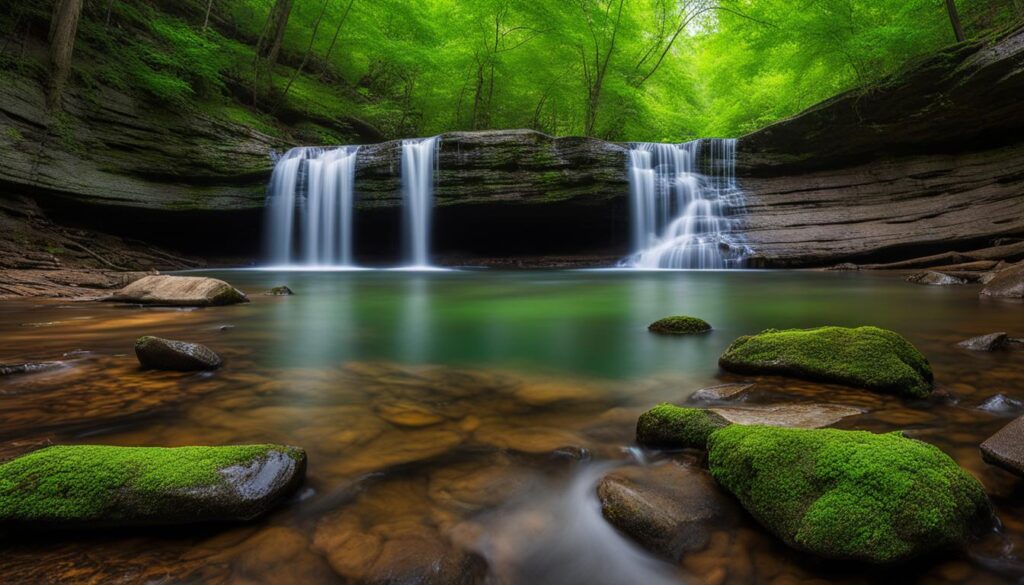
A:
[
  {"left": 636, "top": 404, "right": 729, "bottom": 449},
  {"left": 718, "top": 326, "right": 933, "bottom": 398},
  {"left": 648, "top": 316, "right": 712, "bottom": 335},
  {"left": 707, "top": 426, "right": 991, "bottom": 563},
  {"left": 0, "top": 444, "right": 306, "bottom": 529}
]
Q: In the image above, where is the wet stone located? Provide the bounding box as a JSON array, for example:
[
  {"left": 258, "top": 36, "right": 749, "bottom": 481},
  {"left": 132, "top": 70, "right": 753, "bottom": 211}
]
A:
[
  {"left": 690, "top": 383, "right": 754, "bottom": 402},
  {"left": 597, "top": 462, "right": 733, "bottom": 560},
  {"left": 709, "top": 403, "right": 864, "bottom": 428},
  {"left": 957, "top": 332, "right": 1009, "bottom": 351},
  {"left": 135, "top": 336, "right": 223, "bottom": 371},
  {"left": 981, "top": 416, "right": 1024, "bottom": 477}
]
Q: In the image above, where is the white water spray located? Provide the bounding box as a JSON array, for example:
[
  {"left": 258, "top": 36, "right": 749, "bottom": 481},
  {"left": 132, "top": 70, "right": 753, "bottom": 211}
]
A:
[
  {"left": 264, "top": 146, "right": 360, "bottom": 267},
  {"left": 625, "top": 138, "right": 748, "bottom": 269},
  {"left": 401, "top": 136, "right": 441, "bottom": 268}
]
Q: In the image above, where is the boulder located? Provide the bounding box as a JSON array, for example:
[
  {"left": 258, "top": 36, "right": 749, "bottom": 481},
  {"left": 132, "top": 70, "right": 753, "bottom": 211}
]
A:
[
  {"left": 980, "top": 416, "right": 1024, "bottom": 476},
  {"left": 647, "top": 316, "right": 712, "bottom": 335},
  {"left": 980, "top": 262, "right": 1024, "bottom": 298},
  {"left": 106, "top": 275, "right": 248, "bottom": 306},
  {"left": 265, "top": 286, "right": 294, "bottom": 296},
  {"left": 597, "top": 463, "right": 731, "bottom": 559},
  {"left": 709, "top": 403, "right": 864, "bottom": 428},
  {"left": 907, "top": 271, "right": 968, "bottom": 286},
  {"left": 709, "top": 426, "right": 991, "bottom": 563},
  {"left": 957, "top": 332, "right": 1009, "bottom": 351},
  {"left": 135, "top": 336, "right": 223, "bottom": 371},
  {"left": 0, "top": 444, "right": 306, "bottom": 529},
  {"left": 636, "top": 404, "right": 729, "bottom": 449},
  {"left": 718, "top": 326, "right": 933, "bottom": 398}
]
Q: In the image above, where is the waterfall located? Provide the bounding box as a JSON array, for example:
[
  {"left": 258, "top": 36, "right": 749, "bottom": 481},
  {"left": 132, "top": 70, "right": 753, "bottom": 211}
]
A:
[
  {"left": 264, "top": 146, "right": 360, "bottom": 267},
  {"left": 624, "top": 138, "right": 748, "bottom": 269},
  {"left": 401, "top": 136, "right": 440, "bottom": 268}
]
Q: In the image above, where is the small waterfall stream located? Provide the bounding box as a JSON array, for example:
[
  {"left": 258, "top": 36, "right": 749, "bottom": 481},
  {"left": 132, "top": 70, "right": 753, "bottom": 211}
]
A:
[
  {"left": 625, "top": 138, "right": 748, "bottom": 269},
  {"left": 401, "top": 136, "right": 440, "bottom": 268},
  {"left": 264, "top": 146, "right": 360, "bottom": 267}
]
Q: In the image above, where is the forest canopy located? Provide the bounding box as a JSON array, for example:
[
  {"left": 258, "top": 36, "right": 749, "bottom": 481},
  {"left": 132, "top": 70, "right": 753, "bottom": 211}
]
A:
[{"left": 1, "top": 0, "right": 1020, "bottom": 143}]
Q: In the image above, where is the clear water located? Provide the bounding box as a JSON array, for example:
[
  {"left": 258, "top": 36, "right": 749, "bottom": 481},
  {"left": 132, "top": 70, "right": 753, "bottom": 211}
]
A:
[{"left": 1, "top": 270, "right": 1023, "bottom": 584}]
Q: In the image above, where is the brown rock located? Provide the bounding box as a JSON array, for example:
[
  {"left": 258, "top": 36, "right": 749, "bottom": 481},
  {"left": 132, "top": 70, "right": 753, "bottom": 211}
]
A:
[
  {"left": 597, "top": 462, "right": 732, "bottom": 559},
  {"left": 981, "top": 416, "right": 1024, "bottom": 476},
  {"left": 709, "top": 403, "right": 864, "bottom": 428},
  {"left": 106, "top": 275, "right": 248, "bottom": 306},
  {"left": 981, "top": 262, "right": 1024, "bottom": 298}
]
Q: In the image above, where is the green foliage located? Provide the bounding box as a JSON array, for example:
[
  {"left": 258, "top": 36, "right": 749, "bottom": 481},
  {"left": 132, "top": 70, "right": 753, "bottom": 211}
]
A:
[
  {"left": 708, "top": 425, "right": 991, "bottom": 562},
  {"left": 718, "top": 326, "right": 933, "bottom": 397},
  {"left": 636, "top": 403, "right": 729, "bottom": 448},
  {"left": 1, "top": 0, "right": 1016, "bottom": 139},
  {"left": 0, "top": 444, "right": 297, "bottom": 522},
  {"left": 648, "top": 315, "right": 712, "bottom": 335}
]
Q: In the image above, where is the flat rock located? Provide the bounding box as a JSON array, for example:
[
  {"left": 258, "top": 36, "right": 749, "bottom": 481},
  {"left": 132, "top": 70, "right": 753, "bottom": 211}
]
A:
[
  {"left": 980, "top": 262, "right": 1024, "bottom": 298},
  {"left": 981, "top": 416, "right": 1024, "bottom": 476},
  {"left": 957, "top": 332, "right": 1009, "bottom": 351},
  {"left": 597, "top": 462, "right": 731, "bottom": 559},
  {"left": 709, "top": 403, "right": 864, "bottom": 428},
  {"left": 106, "top": 275, "right": 248, "bottom": 306},
  {"left": 690, "top": 383, "right": 754, "bottom": 402},
  {"left": 0, "top": 444, "right": 306, "bottom": 529},
  {"left": 135, "top": 336, "right": 223, "bottom": 371},
  {"left": 907, "top": 271, "right": 968, "bottom": 286}
]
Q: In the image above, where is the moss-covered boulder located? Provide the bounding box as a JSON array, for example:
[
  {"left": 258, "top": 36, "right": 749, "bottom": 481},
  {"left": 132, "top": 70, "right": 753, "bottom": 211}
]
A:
[
  {"left": 648, "top": 316, "right": 712, "bottom": 335},
  {"left": 708, "top": 426, "right": 991, "bottom": 563},
  {"left": 0, "top": 444, "right": 306, "bottom": 529},
  {"left": 135, "top": 336, "right": 223, "bottom": 371},
  {"left": 636, "top": 404, "right": 729, "bottom": 449},
  {"left": 718, "top": 326, "right": 933, "bottom": 397}
]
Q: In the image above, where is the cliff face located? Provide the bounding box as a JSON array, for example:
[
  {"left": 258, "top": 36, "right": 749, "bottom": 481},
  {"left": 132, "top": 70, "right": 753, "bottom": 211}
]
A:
[
  {"left": 2, "top": 26, "right": 1023, "bottom": 267},
  {"left": 736, "top": 26, "right": 1024, "bottom": 266}
]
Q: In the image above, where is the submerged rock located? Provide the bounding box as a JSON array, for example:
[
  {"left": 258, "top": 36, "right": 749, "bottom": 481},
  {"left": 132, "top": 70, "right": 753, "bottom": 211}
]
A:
[
  {"left": 708, "top": 426, "right": 991, "bottom": 563},
  {"left": 597, "top": 463, "right": 731, "bottom": 559},
  {"left": 0, "top": 362, "right": 64, "bottom": 376},
  {"left": 106, "top": 275, "right": 248, "bottom": 306},
  {"left": 718, "top": 326, "right": 933, "bottom": 398},
  {"left": 709, "top": 403, "right": 864, "bottom": 428},
  {"left": 907, "top": 271, "right": 968, "bottom": 286},
  {"left": 0, "top": 444, "right": 306, "bottom": 529},
  {"left": 264, "top": 286, "right": 294, "bottom": 296},
  {"left": 647, "top": 316, "right": 711, "bottom": 335},
  {"left": 135, "top": 336, "right": 223, "bottom": 371},
  {"left": 636, "top": 404, "right": 729, "bottom": 449},
  {"left": 957, "top": 332, "right": 1009, "bottom": 351},
  {"left": 981, "top": 416, "right": 1024, "bottom": 476},
  {"left": 825, "top": 263, "right": 859, "bottom": 271},
  {"left": 980, "top": 262, "right": 1024, "bottom": 298}
]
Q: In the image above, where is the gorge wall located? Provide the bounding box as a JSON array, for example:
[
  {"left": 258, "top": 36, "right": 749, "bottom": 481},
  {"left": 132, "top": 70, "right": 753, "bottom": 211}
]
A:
[{"left": 1, "top": 25, "right": 1023, "bottom": 268}]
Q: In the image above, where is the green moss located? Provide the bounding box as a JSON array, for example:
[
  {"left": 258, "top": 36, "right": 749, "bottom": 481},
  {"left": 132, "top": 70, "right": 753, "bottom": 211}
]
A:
[
  {"left": 718, "top": 326, "right": 932, "bottom": 397},
  {"left": 636, "top": 404, "right": 729, "bottom": 449},
  {"left": 2, "top": 127, "right": 23, "bottom": 142},
  {"left": 707, "top": 426, "right": 990, "bottom": 563},
  {"left": 648, "top": 315, "right": 712, "bottom": 335},
  {"left": 0, "top": 445, "right": 297, "bottom": 522}
]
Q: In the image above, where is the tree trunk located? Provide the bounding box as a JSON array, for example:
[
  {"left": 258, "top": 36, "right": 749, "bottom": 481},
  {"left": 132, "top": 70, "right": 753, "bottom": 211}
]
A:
[
  {"left": 276, "top": 0, "right": 329, "bottom": 108},
  {"left": 320, "top": 0, "right": 357, "bottom": 78},
  {"left": 945, "top": 0, "right": 965, "bottom": 43},
  {"left": 202, "top": 0, "right": 214, "bottom": 31},
  {"left": 253, "top": 0, "right": 293, "bottom": 104},
  {"left": 46, "top": 0, "right": 83, "bottom": 112}
]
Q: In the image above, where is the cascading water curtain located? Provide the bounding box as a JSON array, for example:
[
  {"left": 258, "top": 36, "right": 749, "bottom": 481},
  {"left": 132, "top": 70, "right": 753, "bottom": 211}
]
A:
[
  {"left": 264, "top": 146, "right": 360, "bottom": 267},
  {"left": 401, "top": 136, "right": 441, "bottom": 268},
  {"left": 624, "top": 138, "right": 749, "bottom": 269}
]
